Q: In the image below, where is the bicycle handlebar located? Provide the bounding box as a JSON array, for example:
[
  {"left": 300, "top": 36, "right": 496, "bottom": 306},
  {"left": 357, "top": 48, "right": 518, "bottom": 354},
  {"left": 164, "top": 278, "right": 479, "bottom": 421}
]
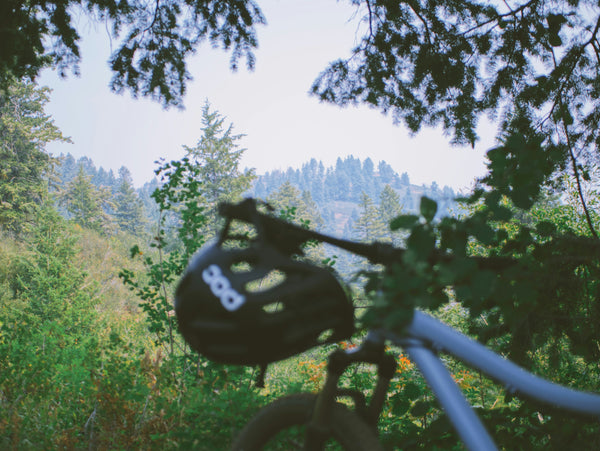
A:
[
  {"left": 218, "top": 198, "right": 405, "bottom": 264},
  {"left": 218, "top": 198, "right": 514, "bottom": 271}
]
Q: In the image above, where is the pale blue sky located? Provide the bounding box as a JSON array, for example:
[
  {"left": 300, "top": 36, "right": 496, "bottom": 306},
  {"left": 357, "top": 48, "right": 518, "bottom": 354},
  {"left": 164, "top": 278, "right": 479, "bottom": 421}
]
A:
[{"left": 39, "top": 0, "right": 493, "bottom": 190}]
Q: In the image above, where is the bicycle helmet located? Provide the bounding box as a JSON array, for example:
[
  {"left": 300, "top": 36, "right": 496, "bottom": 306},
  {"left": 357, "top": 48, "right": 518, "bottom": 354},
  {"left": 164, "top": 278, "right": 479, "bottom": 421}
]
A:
[{"left": 174, "top": 240, "right": 355, "bottom": 366}]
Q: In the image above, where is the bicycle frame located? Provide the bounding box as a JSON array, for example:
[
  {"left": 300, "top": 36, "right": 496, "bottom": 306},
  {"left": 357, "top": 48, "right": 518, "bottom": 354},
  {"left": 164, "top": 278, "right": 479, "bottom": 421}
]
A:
[{"left": 319, "top": 311, "right": 600, "bottom": 451}]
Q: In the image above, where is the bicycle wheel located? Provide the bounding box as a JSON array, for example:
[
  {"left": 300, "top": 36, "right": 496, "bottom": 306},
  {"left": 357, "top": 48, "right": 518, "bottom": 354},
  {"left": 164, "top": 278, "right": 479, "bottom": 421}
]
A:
[{"left": 231, "top": 393, "right": 383, "bottom": 450}]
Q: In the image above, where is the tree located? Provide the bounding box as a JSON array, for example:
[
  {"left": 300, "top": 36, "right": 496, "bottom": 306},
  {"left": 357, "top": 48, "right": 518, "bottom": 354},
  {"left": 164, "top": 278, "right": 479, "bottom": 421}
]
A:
[
  {"left": 378, "top": 184, "right": 403, "bottom": 244},
  {"left": 400, "top": 172, "right": 410, "bottom": 187},
  {"left": 312, "top": 1, "right": 600, "bottom": 231},
  {"left": 267, "top": 181, "right": 323, "bottom": 230},
  {"left": 122, "top": 102, "right": 255, "bottom": 355},
  {"left": 0, "top": 79, "right": 68, "bottom": 232},
  {"left": 61, "top": 165, "right": 113, "bottom": 233},
  {"left": 113, "top": 167, "right": 146, "bottom": 235},
  {"left": 304, "top": 5, "right": 600, "bottom": 375},
  {"left": 11, "top": 204, "right": 97, "bottom": 334},
  {"left": 1, "top": 0, "right": 265, "bottom": 107},
  {"left": 183, "top": 101, "right": 256, "bottom": 234},
  {"left": 353, "top": 192, "right": 389, "bottom": 243},
  {"left": 378, "top": 161, "right": 398, "bottom": 186}
]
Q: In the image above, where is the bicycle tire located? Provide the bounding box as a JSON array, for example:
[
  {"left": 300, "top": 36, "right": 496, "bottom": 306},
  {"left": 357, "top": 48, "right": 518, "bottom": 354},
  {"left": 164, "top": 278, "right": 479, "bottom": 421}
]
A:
[{"left": 231, "top": 393, "right": 383, "bottom": 451}]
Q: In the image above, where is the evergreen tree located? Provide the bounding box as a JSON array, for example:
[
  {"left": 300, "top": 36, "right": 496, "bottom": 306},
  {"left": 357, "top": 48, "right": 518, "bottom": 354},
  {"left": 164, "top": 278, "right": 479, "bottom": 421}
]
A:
[
  {"left": 183, "top": 101, "right": 255, "bottom": 233},
  {"left": 378, "top": 185, "right": 404, "bottom": 245},
  {"left": 138, "top": 177, "right": 161, "bottom": 224},
  {"left": 1, "top": 0, "right": 265, "bottom": 108},
  {"left": 400, "top": 172, "right": 410, "bottom": 186},
  {"left": 353, "top": 192, "right": 389, "bottom": 243},
  {"left": 12, "top": 204, "right": 97, "bottom": 334},
  {"left": 379, "top": 185, "right": 402, "bottom": 224},
  {"left": 267, "top": 182, "right": 325, "bottom": 262},
  {"left": 0, "top": 79, "right": 68, "bottom": 233},
  {"left": 402, "top": 187, "right": 415, "bottom": 211},
  {"left": 56, "top": 153, "right": 79, "bottom": 186},
  {"left": 61, "top": 165, "right": 114, "bottom": 233},
  {"left": 378, "top": 161, "right": 397, "bottom": 186},
  {"left": 113, "top": 167, "right": 146, "bottom": 235},
  {"left": 267, "top": 181, "right": 323, "bottom": 229}
]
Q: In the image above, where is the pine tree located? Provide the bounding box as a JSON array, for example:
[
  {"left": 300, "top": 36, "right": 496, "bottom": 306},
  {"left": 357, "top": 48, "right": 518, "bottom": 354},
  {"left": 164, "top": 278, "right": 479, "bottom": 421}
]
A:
[
  {"left": 61, "top": 165, "right": 113, "bottom": 233},
  {"left": 12, "top": 204, "right": 97, "bottom": 334},
  {"left": 353, "top": 192, "right": 389, "bottom": 243},
  {"left": 183, "top": 101, "right": 256, "bottom": 233},
  {"left": 267, "top": 181, "right": 325, "bottom": 262},
  {"left": 0, "top": 79, "right": 68, "bottom": 233},
  {"left": 267, "top": 181, "right": 323, "bottom": 229},
  {"left": 402, "top": 187, "right": 415, "bottom": 212},
  {"left": 379, "top": 185, "right": 404, "bottom": 245},
  {"left": 113, "top": 167, "right": 146, "bottom": 235}
]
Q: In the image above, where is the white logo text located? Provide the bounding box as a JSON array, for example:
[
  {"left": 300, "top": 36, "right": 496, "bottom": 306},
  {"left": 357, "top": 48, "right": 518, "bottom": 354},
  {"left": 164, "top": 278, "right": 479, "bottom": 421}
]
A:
[{"left": 202, "top": 264, "right": 246, "bottom": 311}]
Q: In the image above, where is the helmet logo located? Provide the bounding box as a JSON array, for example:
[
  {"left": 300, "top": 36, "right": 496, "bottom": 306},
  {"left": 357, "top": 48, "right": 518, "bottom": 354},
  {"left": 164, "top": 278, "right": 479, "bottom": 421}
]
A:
[{"left": 202, "top": 264, "right": 246, "bottom": 311}]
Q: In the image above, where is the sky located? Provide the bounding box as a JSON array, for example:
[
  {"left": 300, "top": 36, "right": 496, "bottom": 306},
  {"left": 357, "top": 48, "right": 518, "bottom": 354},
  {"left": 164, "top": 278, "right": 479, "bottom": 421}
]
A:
[{"left": 38, "top": 0, "right": 495, "bottom": 191}]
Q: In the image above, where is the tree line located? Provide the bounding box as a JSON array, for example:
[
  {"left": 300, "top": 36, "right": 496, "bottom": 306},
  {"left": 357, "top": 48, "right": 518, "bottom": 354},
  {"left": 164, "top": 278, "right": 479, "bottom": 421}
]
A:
[{"left": 53, "top": 152, "right": 458, "bottom": 242}]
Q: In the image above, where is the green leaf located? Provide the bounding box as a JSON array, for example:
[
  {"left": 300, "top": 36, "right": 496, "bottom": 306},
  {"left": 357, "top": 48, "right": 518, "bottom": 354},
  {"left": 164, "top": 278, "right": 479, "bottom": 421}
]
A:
[
  {"left": 419, "top": 197, "right": 438, "bottom": 222},
  {"left": 391, "top": 395, "right": 411, "bottom": 416},
  {"left": 129, "top": 245, "right": 141, "bottom": 258},
  {"left": 410, "top": 400, "right": 431, "bottom": 417},
  {"left": 390, "top": 214, "right": 420, "bottom": 230},
  {"left": 535, "top": 221, "right": 555, "bottom": 237},
  {"left": 470, "top": 270, "right": 496, "bottom": 301},
  {"left": 406, "top": 226, "right": 436, "bottom": 258},
  {"left": 582, "top": 169, "right": 590, "bottom": 181},
  {"left": 471, "top": 222, "right": 496, "bottom": 245},
  {"left": 404, "top": 381, "right": 421, "bottom": 400}
]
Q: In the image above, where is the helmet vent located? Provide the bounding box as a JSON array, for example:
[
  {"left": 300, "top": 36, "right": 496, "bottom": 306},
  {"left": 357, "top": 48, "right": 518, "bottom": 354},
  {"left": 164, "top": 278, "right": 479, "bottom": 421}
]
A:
[
  {"left": 245, "top": 269, "right": 286, "bottom": 293},
  {"left": 230, "top": 261, "right": 252, "bottom": 273}
]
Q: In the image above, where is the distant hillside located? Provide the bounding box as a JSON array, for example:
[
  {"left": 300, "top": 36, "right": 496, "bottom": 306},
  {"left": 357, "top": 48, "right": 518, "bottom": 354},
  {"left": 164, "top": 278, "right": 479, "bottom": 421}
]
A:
[
  {"left": 248, "top": 156, "right": 458, "bottom": 238},
  {"left": 54, "top": 153, "right": 459, "bottom": 239}
]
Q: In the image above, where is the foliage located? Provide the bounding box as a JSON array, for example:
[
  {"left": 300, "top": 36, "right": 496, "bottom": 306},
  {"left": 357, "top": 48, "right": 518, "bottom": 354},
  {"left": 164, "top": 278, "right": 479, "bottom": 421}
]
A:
[
  {"left": 60, "top": 165, "right": 115, "bottom": 233},
  {"left": 296, "top": 4, "right": 600, "bottom": 431},
  {"left": 183, "top": 101, "right": 256, "bottom": 234},
  {"left": 313, "top": 1, "right": 600, "bottom": 168},
  {"left": 379, "top": 184, "right": 405, "bottom": 245},
  {"left": 0, "top": 198, "right": 263, "bottom": 450},
  {"left": 267, "top": 181, "right": 323, "bottom": 230},
  {"left": 0, "top": 205, "right": 101, "bottom": 448},
  {"left": 353, "top": 191, "right": 389, "bottom": 242},
  {"left": 0, "top": 0, "right": 265, "bottom": 107},
  {"left": 10, "top": 204, "right": 98, "bottom": 332},
  {"left": 0, "top": 78, "right": 67, "bottom": 233},
  {"left": 5, "top": 1, "right": 600, "bottom": 447},
  {"left": 120, "top": 102, "right": 254, "bottom": 355},
  {"left": 251, "top": 155, "right": 456, "bottom": 241},
  {"left": 120, "top": 155, "right": 206, "bottom": 355},
  {"left": 113, "top": 166, "right": 147, "bottom": 236},
  {"left": 310, "top": 3, "right": 600, "bottom": 381}
]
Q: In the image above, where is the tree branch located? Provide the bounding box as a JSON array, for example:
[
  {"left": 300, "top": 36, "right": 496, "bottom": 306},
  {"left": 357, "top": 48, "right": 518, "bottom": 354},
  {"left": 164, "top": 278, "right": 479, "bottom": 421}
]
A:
[
  {"left": 562, "top": 120, "right": 599, "bottom": 239},
  {"left": 365, "top": 0, "right": 374, "bottom": 40}
]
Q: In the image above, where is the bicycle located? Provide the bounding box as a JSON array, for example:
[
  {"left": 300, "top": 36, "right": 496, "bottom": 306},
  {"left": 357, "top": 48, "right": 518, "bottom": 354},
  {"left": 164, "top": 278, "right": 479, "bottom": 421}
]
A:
[{"left": 174, "top": 198, "right": 600, "bottom": 450}]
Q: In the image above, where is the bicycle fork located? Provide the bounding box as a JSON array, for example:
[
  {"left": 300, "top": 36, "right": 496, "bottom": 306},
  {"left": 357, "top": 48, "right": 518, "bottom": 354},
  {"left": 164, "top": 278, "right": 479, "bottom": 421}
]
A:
[{"left": 305, "top": 333, "right": 396, "bottom": 449}]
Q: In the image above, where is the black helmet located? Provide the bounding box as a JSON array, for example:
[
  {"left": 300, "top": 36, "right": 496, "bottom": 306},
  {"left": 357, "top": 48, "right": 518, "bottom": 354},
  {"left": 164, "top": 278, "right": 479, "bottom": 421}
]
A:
[{"left": 174, "top": 240, "right": 355, "bottom": 366}]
